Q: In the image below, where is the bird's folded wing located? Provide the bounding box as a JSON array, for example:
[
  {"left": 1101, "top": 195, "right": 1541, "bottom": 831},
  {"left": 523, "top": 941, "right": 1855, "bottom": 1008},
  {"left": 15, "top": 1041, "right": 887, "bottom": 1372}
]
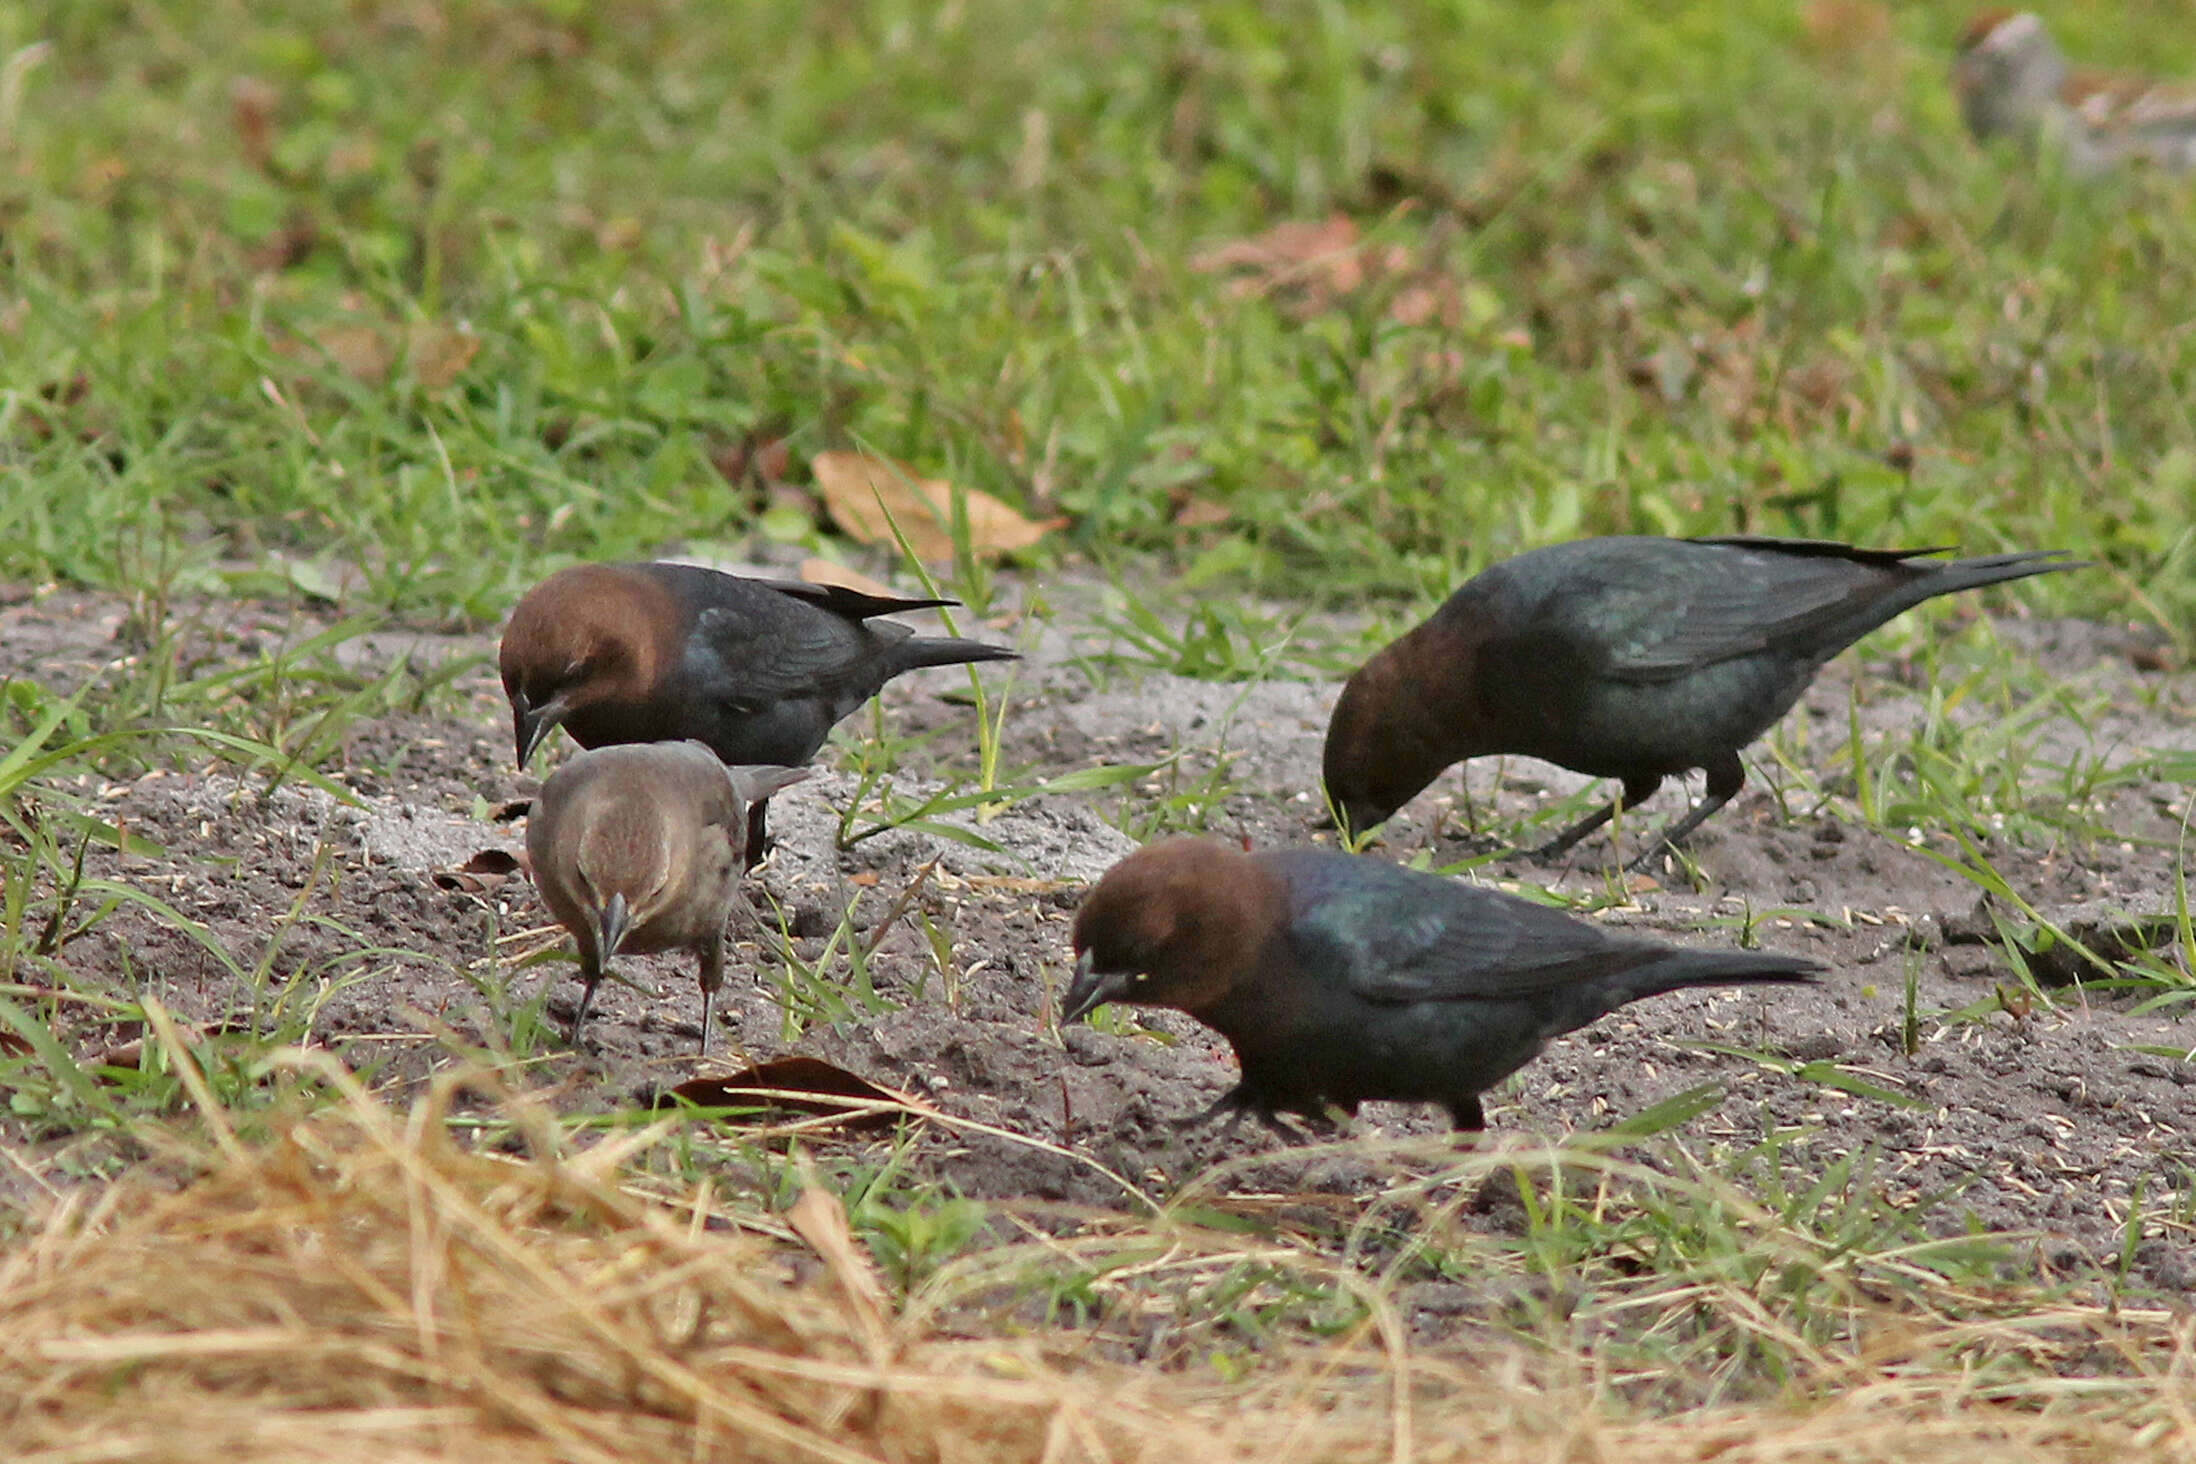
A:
[
  {"left": 1566, "top": 542, "right": 1915, "bottom": 681},
  {"left": 757, "top": 578, "right": 957, "bottom": 621},
  {"left": 688, "top": 598, "right": 870, "bottom": 707},
  {"left": 1291, "top": 872, "right": 1631, "bottom": 1004}
]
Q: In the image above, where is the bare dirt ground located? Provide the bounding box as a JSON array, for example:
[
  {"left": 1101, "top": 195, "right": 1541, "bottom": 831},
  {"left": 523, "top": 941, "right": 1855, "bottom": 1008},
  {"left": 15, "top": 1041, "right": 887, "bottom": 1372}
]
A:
[{"left": 3, "top": 569, "right": 2192, "bottom": 1305}]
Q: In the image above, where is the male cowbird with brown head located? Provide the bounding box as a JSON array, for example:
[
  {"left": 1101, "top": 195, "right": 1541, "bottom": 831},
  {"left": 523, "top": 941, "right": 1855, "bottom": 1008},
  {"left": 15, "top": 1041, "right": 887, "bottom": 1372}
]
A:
[
  {"left": 1064, "top": 837, "right": 1819, "bottom": 1131},
  {"left": 501, "top": 562, "right": 1018, "bottom": 864},
  {"left": 527, "top": 740, "right": 807, "bottom": 1052},
  {"left": 1324, "top": 536, "right": 2084, "bottom": 867}
]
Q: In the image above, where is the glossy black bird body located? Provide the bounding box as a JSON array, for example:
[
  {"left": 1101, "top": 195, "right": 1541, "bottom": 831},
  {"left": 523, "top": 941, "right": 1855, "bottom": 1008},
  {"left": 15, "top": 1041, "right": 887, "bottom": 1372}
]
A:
[
  {"left": 1067, "top": 838, "right": 1820, "bottom": 1130},
  {"left": 1324, "top": 535, "right": 2085, "bottom": 863},
  {"left": 501, "top": 562, "right": 1018, "bottom": 861}
]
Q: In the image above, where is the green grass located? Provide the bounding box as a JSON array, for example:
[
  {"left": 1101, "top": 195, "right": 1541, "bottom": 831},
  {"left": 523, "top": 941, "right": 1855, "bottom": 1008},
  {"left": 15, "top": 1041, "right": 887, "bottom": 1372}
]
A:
[
  {"left": 1, "top": 0, "right": 2190, "bottom": 630},
  {"left": 0, "top": 4, "right": 2193, "bottom": 1448}
]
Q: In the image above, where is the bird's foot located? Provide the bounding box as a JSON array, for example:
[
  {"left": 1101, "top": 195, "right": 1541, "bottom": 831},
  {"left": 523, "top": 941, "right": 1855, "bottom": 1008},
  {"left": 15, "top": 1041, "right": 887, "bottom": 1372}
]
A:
[
  {"left": 1524, "top": 836, "right": 1588, "bottom": 867},
  {"left": 1178, "top": 1087, "right": 1331, "bottom": 1143}
]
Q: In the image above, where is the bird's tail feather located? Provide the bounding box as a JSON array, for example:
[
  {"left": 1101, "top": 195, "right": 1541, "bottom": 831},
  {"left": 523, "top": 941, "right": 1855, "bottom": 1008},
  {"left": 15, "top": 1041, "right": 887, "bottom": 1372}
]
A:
[
  {"left": 894, "top": 636, "right": 1021, "bottom": 672},
  {"left": 1815, "top": 550, "right": 2086, "bottom": 651},
  {"left": 1623, "top": 952, "right": 1823, "bottom": 1004}
]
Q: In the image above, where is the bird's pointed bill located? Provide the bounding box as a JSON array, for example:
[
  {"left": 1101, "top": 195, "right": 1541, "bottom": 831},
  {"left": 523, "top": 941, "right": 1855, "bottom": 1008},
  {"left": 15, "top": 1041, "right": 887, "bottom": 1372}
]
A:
[
  {"left": 597, "top": 891, "right": 632, "bottom": 963},
  {"left": 1063, "top": 948, "right": 1135, "bottom": 1024},
  {"left": 513, "top": 691, "right": 570, "bottom": 769}
]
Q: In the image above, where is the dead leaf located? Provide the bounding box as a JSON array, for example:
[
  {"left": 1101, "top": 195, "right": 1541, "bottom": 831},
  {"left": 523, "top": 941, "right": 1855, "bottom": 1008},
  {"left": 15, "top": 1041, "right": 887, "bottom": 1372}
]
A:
[
  {"left": 314, "top": 324, "right": 394, "bottom": 384},
  {"left": 1192, "top": 214, "right": 1364, "bottom": 300},
  {"left": 1191, "top": 213, "right": 1462, "bottom": 325},
  {"left": 405, "top": 322, "right": 479, "bottom": 391},
  {"left": 799, "top": 558, "right": 903, "bottom": 601},
  {"left": 1171, "top": 495, "right": 1231, "bottom": 529},
  {"left": 489, "top": 799, "right": 532, "bottom": 823},
  {"left": 710, "top": 432, "right": 792, "bottom": 492},
  {"left": 656, "top": 1055, "right": 920, "bottom": 1133},
  {"left": 810, "top": 449, "right": 1061, "bottom": 563},
  {"left": 847, "top": 870, "right": 881, "bottom": 888},
  {"left": 1801, "top": 0, "right": 1893, "bottom": 61},
  {"left": 90, "top": 1019, "right": 267, "bottom": 1072},
  {"left": 230, "top": 76, "right": 280, "bottom": 172},
  {"left": 433, "top": 848, "right": 524, "bottom": 893}
]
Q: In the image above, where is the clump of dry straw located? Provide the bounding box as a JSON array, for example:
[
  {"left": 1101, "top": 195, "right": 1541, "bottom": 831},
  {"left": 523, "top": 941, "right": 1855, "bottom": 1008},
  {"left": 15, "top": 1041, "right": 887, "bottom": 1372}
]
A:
[{"left": 0, "top": 1052, "right": 2190, "bottom": 1463}]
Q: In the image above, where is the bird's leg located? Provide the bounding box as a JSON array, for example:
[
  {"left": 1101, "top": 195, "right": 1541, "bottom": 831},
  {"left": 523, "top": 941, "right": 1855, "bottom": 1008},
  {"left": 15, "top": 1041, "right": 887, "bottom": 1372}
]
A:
[
  {"left": 1179, "top": 1086, "right": 1252, "bottom": 1131},
  {"left": 1443, "top": 1094, "right": 1487, "bottom": 1132},
  {"left": 695, "top": 931, "right": 726, "bottom": 1058},
  {"left": 1179, "top": 1085, "right": 1305, "bottom": 1141},
  {"left": 1530, "top": 777, "right": 1661, "bottom": 862},
  {"left": 568, "top": 959, "right": 602, "bottom": 1047},
  {"left": 743, "top": 798, "right": 771, "bottom": 873},
  {"left": 1626, "top": 753, "right": 1745, "bottom": 872}
]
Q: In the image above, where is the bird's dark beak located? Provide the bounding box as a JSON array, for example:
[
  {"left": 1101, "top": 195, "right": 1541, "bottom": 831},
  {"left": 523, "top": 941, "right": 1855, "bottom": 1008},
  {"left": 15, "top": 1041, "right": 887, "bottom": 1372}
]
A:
[
  {"left": 596, "top": 891, "right": 632, "bottom": 963},
  {"left": 513, "top": 690, "right": 570, "bottom": 769},
  {"left": 1063, "top": 948, "right": 1134, "bottom": 1024}
]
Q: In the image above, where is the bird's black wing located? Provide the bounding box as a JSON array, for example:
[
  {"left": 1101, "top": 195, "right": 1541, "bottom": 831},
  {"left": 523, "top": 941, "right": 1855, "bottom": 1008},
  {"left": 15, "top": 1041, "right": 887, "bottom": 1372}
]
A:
[
  {"left": 1531, "top": 538, "right": 1923, "bottom": 683},
  {"left": 1271, "top": 853, "right": 1644, "bottom": 1004},
  {"left": 754, "top": 577, "right": 959, "bottom": 621},
  {"left": 683, "top": 581, "right": 887, "bottom": 711}
]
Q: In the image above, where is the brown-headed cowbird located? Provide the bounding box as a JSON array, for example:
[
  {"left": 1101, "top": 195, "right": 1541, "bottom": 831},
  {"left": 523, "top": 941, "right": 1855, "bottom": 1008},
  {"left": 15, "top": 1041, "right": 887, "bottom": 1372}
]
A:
[
  {"left": 501, "top": 563, "right": 1017, "bottom": 865},
  {"left": 1323, "top": 536, "right": 2085, "bottom": 867},
  {"left": 1065, "top": 837, "right": 1819, "bottom": 1130},
  {"left": 526, "top": 740, "right": 807, "bottom": 1051}
]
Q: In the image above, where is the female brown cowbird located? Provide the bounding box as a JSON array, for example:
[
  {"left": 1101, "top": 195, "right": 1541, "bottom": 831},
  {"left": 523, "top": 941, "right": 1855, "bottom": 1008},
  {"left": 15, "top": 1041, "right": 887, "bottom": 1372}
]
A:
[
  {"left": 1065, "top": 837, "right": 1819, "bottom": 1131},
  {"left": 526, "top": 740, "right": 807, "bottom": 1052},
  {"left": 1323, "top": 535, "right": 2084, "bottom": 867},
  {"left": 500, "top": 562, "right": 1018, "bottom": 864}
]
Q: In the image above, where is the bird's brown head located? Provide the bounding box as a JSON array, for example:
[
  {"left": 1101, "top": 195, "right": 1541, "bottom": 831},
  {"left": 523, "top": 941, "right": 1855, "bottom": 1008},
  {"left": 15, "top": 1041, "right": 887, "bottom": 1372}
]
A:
[
  {"left": 1065, "top": 838, "right": 1288, "bottom": 1023},
  {"left": 499, "top": 565, "right": 682, "bottom": 769},
  {"left": 1322, "top": 627, "right": 1473, "bottom": 844}
]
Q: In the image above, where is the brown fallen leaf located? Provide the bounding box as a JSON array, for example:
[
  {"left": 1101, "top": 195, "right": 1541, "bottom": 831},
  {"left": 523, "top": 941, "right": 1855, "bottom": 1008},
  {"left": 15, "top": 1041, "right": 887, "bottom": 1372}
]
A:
[
  {"left": 1192, "top": 212, "right": 1459, "bottom": 326},
  {"left": 655, "top": 1055, "right": 922, "bottom": 1133},
  {"left": 1192, "top": 213, "right": 1364, "bottom": 299},
  {"left": 712, "top": 431, "right": 795, "bottom": 507},
  {"left": 489, "top": 799, "right": 532, "bottom": 823},
  {"left": 301, "top": 319, "right": 477, "bottom": 390},
  {"left": 433, "top": 847, "right": 525, "bottom": 893},
  {"left": 1171, "top": 494, "right": 1231, "bottom": 529},
  {"left": 405, "top": 322, "right": 480, "bottom": 391},
  {"left": 798, "top": 557, "right": 903, "bottom": 601},
  {"left": 810, "top": 449, "right": 1061, "bottom": 563},
  {"left": 314, "top": 324, "right": 395, "bottom": 384},
  {"left": 230, "top": 75, "right": 280, "bottom": 173},
  {"left": 1800, "top": 0, "right": 1893, "bottom": 61}
]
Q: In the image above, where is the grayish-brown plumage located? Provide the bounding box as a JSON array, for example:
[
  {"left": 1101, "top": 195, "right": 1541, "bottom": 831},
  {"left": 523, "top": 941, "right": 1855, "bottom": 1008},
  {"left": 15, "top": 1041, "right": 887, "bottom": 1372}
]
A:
[
  {"left": 526, "top": 740, "right": 807, "bottom": 1052},
  {"left": 1067, "top": 837, "right": 1820, "bottom": 1132}
]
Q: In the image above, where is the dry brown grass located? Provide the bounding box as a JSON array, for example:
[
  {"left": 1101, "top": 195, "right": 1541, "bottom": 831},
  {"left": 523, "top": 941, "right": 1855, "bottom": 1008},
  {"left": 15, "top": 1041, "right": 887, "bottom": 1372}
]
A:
[{"left": 1, "top": 1053, "right": 2192, "bottom": 1464}]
